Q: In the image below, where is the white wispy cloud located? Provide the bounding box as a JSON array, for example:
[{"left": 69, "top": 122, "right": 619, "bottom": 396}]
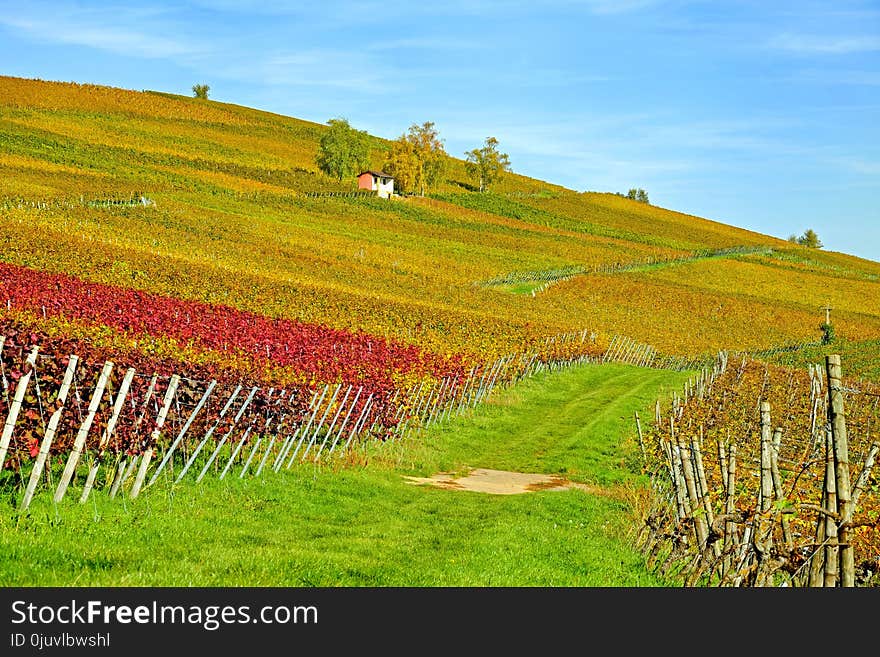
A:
[
  {"left": 366, "top": 36, "right": 486, "bottom": 52},
  {"left": 770, "top": 33, "right": 880, "bottom": 54},
  {"left": 192, "top": 0, "right": 662, "bottom": 19},
  {"left": 793, "top": 69, "right": 880, "bottom": 86},
  {"left": 830, "top": 156, "right": 880, "bottom": 176},
  {"left": 2, "top": 16, "right": 197, "bottom": 59},
  {"left": 221, "top": 49, "right": 391, "bottom": 93},
  {"left": 574, "top": 0, "right": 662, "bottom": 15},
  {"left": 0, "top": 2, "right": 205, "bottom": 59}
]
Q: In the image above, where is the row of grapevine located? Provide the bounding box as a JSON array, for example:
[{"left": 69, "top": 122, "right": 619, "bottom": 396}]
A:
[
  {"left": 478, "top": 245, "right": 771, "bottom": 289},
  {"left": 604, "top": 335, "right": 717, "bottom": 372},
  {"left": 303, "top": 191, "right": 378, "bottom": 199},
  {"left": 0, "top": 324, "right": 601, "bottom": 510},
  {"left": 634, "top": 352, "right": 880, "bottom": 586}
]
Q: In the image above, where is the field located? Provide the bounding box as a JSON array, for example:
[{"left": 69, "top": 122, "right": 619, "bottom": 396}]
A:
[
  {"left": 1, "top": 76, "right": 879, "bottom": 588},
  {"left": 4, "top": 76, "right": 880, "bottom": 364},
  {"left": 0, "top": 364, "right": 687, "bottom": 586}
]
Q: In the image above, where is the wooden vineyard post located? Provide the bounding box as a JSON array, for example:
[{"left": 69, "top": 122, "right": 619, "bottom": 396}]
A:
[
  {"left": 314, "top": 384, "right": 353, "bottom": 460},
  {"left": 382, "top": 388, "right": 403, "bottom": 440},
  {"left": 662, "top": 440, "right": 679, "bottom": 524},
  {"left": 235, "top": 387, "right": 284, "bottom": 477},
  {"left": 770, "top": 427, "right": 793, "bottom": 553},
  {"left": 456, "top": 372, "right": 474, "bottom": 415},
  {"left": 850, "top": 441, "right": 880, "bottom": 513},
  {"left": 148, "top": 379, "right": 217, "bottom": 487},
  {"left": 327, "top": 386, "right": 363, "bottom": 456},
  {"left": 825, "top": 354, "right": 854, "bottom": 586},
  {"left": 109, "top": 372, "right": 158, "bottom": 496},
  {"left": 614, "top": 338, "right": 633, "bottom": 363},
  {"left": 807, "top": 431, "right": 829, "bottom": 586},
  {"left": 280, "top": 384, "right": 328, "bottom": 469},
  {"left": 238, "top": 431, "right": 264, "bottom": 478},
  {"left": 420, "top": 379, "right": 443, "bottom": 428},
  {"left": 249, "top": 389, "right": 299, "bottom": 476},
  {"left": 398, "top": 383, "right": 424, "bottom": 438},
  {"left": 20, "top": 355, "right": 79, "bottom": 511},
  {"left": 196, "top": 386, "right": 258, "bottom": 483},
  {"left": 691, "top": 436, "right": 719, "bottom": 558},
  {"left": 422, "top": 378, "right": 444, "bottom": 425},
  {"left": 603, "top": 335, "right": 617, "bottom": 363},
  {"left": 219, "top": 389, "right": 276, "bottom": 479},
  {"left": 392, "top": 384, "right": 422, "bottom": 434},
  {"left": 130, "top": 374, "right": 180, "bottom": 497},
  {"left": 54, "top": 360, "right": 114, "bottom": 503},
  {"left": 342, "top": 393, "right": 373, "bottom": 453},
  {"left": 480, "top": 356, "right": 507, "bottom": 394},
  {"left": 0, "top": 335, "right": 5, "bottom": 414},
  {"left": 722, "top": 442, "right": 737, "bottom": 581},
  {"left": 269, "top": 424, "right": 302, "bottom": 473},
  {"left": 176, "top": 384, "right": 243, "bottom": 483},
  {"left": 239, "top": 389, "right": 289, "bottom": 479},
  {"left": 271, "top": 388, "right": 320, "bottom": 471},
  {"left": 439, "top": 377, "right": 460, "bottom": 424},
  {"left": 467, "top": 367, "right": 485, "bottom": 409},
  {"left": 754, "top": 401, "right": 775, "bottom": 585},
  {"left": 677, "top": 435, "right": 707, "bottom": 549},
  {"left": 300, "top": 383, "right": 342, "bottom": 461},
  {"left": 619, "top": 338, "right": 634, "bottom": 364},
  {"left": 112, "top": 457, "right": 140, "bottom": 497},
  {"left": 432, "top": 374, "right": 458, "bottom": 425},
  {"left": 634, "top": 411, "right": 646, "bottom": 464},
  {"left": 80, "top": 367, "right": 136, "bottom": 503},
  {"left": 401, "top": 381, "right": 436, "bottom": 438},
  {"left": 822, "top": 428, "right": 839, "bottom": 587},
  {"left": 470, "top": 363, "right": 491, "bottom": 408},
  {"left": 434, "top": 375, "right": 458, "bottom": 428},
  {"left": 135, "top": 374, "right": 159, "bottom": 431},
  {"left": 668, "top": 417, "right": 688, "bottom": 522},
  {"left": 108, "top": 459, "right": 129, "bottom": 498},
  {"left": 0, "top": 346, "right": 39, "bottom": 470},
  {"left": 219, "top": 427, "right": 254, "bottom": 479}
]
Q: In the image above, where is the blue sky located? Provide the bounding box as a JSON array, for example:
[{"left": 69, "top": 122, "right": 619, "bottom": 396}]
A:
[{"left": 1, "top": 0, "right": 878, "bottom": 261}]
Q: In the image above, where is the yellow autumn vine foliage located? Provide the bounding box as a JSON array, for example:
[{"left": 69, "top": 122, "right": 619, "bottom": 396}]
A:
[{"left": 2, "top": 75, "right": 879, "bottom": 371}]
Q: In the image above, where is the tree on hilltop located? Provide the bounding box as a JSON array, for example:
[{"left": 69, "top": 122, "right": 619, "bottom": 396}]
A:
[
  {"left": 316, "top": 118, "right": 371, "bottom": 182},
  {"left": 788, "top": 229, "right": 823, "bottom": 249},
  {"left": 192, "top": 84, "right": 210, "bottom": 99},
  {"left": 384, "top": 121, "right": 447, "bottom": 196},
  {"left": 465, "top": 137, "right": 510, "bottom": 193},
  {"left": 626, "top": 188, "right": 649, "bottom": 204}
]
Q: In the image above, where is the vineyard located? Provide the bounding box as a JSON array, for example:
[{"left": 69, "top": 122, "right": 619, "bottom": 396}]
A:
[
  {"left": 1, "top": 75, "right": 879, "bottom": 587},
  {"left": 0, "top": 312, "right": 606, "bottom": 511},
  {"left": 634, "top": 353, "right": 880, "bottom": 586}
]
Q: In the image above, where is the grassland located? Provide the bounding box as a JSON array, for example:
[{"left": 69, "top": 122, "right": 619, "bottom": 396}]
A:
[{"left": 0, "top": 364, "right": 688, "bottom": 586}]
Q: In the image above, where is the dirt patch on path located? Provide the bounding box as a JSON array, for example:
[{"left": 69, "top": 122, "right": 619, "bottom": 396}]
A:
[{"left": 403, "top": 468, "right": 602, "bottom": 496}]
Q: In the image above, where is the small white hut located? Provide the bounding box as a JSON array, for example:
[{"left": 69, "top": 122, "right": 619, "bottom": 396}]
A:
[{"left": 357, "top": 170, "right": 394, "bottom": 198}]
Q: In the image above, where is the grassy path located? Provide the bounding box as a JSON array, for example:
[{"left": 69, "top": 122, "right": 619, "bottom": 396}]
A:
[
  {"left": 484, "top": 245, "right": 771, "bottom": 294},
  {"left": 0, "top": 363, "right": 689, "bottom": 586}
]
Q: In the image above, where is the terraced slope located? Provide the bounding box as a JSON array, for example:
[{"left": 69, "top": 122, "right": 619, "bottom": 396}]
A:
[{"left": 2, "top": 75, "right": 879, "bottom": 371}]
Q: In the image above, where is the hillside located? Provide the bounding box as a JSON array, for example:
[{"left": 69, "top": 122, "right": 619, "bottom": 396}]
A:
[
  {"left": 2, "top": 75, "right": 880, "bottom": 372},
  {"left": 2, "top": 75, "right": 880, "bottom": 592}
]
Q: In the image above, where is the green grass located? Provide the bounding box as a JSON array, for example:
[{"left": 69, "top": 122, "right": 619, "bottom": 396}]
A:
[
  {"left": 0, "top": 363, "right": 689, "bottom": 586},
  {"left": 762, "top": 336, "right": 880, "bottom": 382},
  {"left": 497, "top": 281, "right": 548, "bottom": 295}
]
